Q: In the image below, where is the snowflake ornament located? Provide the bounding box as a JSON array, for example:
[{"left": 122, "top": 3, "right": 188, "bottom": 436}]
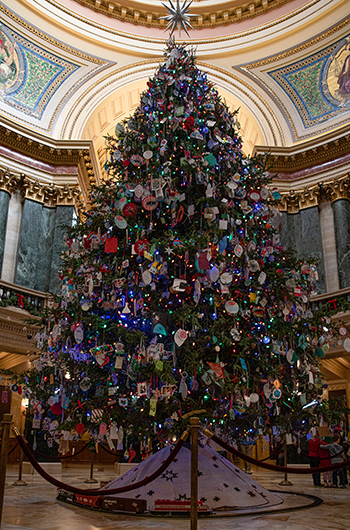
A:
[{"left": 160, "top": 0, "right": 196, "bottom": 37}]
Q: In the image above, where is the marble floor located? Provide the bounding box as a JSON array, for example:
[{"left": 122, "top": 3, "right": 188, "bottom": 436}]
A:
[{"left": 2, "top": 464, "right": 349, "bottom": 530}]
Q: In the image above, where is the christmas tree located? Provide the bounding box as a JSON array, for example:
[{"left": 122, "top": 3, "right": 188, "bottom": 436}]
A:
[{"left": 9, "top": 41, "right": 347, "bottom": 454}]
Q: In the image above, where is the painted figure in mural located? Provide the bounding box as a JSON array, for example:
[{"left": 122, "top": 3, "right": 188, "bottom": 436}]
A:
[
  {"left": 337, "top": 47, "right": 350, "bottom": 96},
  {"left": 0, "top": 32, "right": 17, "bottom": 89}
]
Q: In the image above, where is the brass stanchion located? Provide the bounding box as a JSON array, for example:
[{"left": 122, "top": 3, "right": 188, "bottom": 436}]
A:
[
  {"left": 190, "top": 417, "right": 199, "bottom": 530},
  {"left": 279, "top": 437, "right": 293, "bottom": 486},
  {"left": 0, "top": 414, "right": 13, "bottom": 526},
  {"left": 12, "top": 450, "right": 27, "bottom": 486},
  {"left": 85, "top": 451, "right": 98, "bottom": 484}
]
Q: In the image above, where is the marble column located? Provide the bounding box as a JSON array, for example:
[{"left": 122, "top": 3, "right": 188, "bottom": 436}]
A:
[
  {"left": 49, "top": 205, "right": 74, "bottom": 294},
  {"left": 332, "top": 199, "right": 350, "bottom": 289},
  {"left": 0, "top": 190, "right": 10, "bottom": 277},
  {"left": 34, "top": 205, "right": 56, "bottom": 292},
  {"left": 319, "top": 201, "right": 339, "bottom": 293},
  {"left": 15, "top": 199, "right": 44, "bottom": 290},
  {"left": 1, "top": 189, "right": 23, "bottom": 284},
  {"left": 279, "top": 207, "right": 325, "bottom": 293}
]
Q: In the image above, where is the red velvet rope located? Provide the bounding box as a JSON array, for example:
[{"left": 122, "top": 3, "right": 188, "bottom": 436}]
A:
[
  {"left": 210, "top": 434, "right": 350, "bottom": 474},
  {"left": 29, "top": 442, "right": 89, "bottom": 461},
  {"left": 16, "top": 433, "right": 185, "bottom": 496},
  {"left": 291, "top": 444, "right": 349, "bottom": 461},
  {"left": 7, "top": 441, "right": 19, "bottom": 456}
]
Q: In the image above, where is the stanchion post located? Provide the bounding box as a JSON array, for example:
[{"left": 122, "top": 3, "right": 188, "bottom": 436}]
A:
[
  {"left": 85, "top": 451, "right": 98, "bottom": 484},
  {"left": 12, "top": 449, "right": 27, "bottom": 486},
  {"left": 0, "top": 414, "right": 13, "bottom": 525},
  {"left": 190, "top": 417, "right": 199, "bottom": 530},
  {"left": 279, "top": 436, "right": 293, "bottom": 486}
]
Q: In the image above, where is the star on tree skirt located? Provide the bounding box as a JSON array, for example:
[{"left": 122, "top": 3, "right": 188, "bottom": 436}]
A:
[{"left": 160, "top": 0, "right": 196, "bottom": 37}]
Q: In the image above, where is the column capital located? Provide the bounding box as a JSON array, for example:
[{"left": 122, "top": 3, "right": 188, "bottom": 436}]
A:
[
  {"left": 279, "top": 173, "right": 350, "bottom": 212},
  {"left": 0, "top": 168, "right": 82, "bottom": 208}
]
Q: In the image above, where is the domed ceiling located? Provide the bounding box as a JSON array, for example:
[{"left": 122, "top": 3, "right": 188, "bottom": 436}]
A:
[{"left": 0, "top": 0, "right": 348, "bottom": 162}]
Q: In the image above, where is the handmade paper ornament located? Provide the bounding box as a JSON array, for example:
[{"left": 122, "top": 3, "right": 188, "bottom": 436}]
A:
[
  {"left": 74, "top": 325, "right": 84, "bottom": 343},
  {"left": 137, "top": 382, "right": 148, "bottom": 396},
  {"left": 344, "top": 338, "right": 350, "bottom": 352},
  {"left": 249, "top": 190, "right": 261, "bottom": 202},
  {"left": 142, "top": 195, "right": 159, "bottom": 211},
  {"left": 207, "top": 362, "right": 225, "bottom": 379},
  {"left": 118, "top": 398, "right": 128, "bottom": 408},
  {"left": 99, "top": 422, "right": 107, "bottom": 436},
  {"left": 48, "top": 396, "right": 56, "bottom": 406},
  {"left": 339, "top": 326, "right": 347, "bottom": 336},
  {"left": 249, "top": 393, "right": 259, "bottom": 403},
  {"left": 248, "top": 260, "right": 260, "bottom": 272},
  {"left": 174, "top": 329, "right": 188, "bottom": 346},
  {"left": 79, "top": 377, "right": 91, "bottom": 391},
  {"left": 234, "top": 243, "right": 243, "bottom": 257},
  {"left": 142, "top": 270, "right": 152, "bottom": 285},
  {"left": 50, "top": 402, "right": 63, "bottom": 416},
  {"left": 143, "top": 150, "right": 153, "bottom": 159},
  {"left": 179, "top": 373, "right": 188, "bottom": 400},
  {"left": 117, "top": 426, "right": 124, "bottom": 451},
  {"left": 220, "top": 272, "right": 233, "bottom": 285},
  {"left": 258, "top": 271, "right": 267, "bottom": 284},
  {"left": 114, "top": 215, "right": 127, "bottom": 229},
  {"left": 209, "top": 266, "right": 220, "bottom": 282},
  {"left": 149, "top": 397, "right": 157, "bottom": 416},
  {"left": 153, "top": 323, "right": 167, "bottom": 335},
  {"left": 225, "top": 300, "right": 239, "bottom": 314},
  {"left": 90, "top": 409, "right": 104, "bottom": 423},
  {"left": 271, "top": 387, "right": 282, "bottom": 400},
  {"left": 115, "top": 355, "right": 124, "bottom": 369}
]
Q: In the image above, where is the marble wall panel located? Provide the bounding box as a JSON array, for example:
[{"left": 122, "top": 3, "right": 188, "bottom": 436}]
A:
[
  {"left": 0, "top": 190, "right": 10, "bottom": 277},
  {"left": 15, "top": 199, "right": 44, "bottom": 290},
  {"left": 34, "top": 206, "right": 56, "bottom": 292},
  {"left": 332, "top": 199, "right": 350, "bottom": 289},
  {"left": 280, "top": 207, "right": 325, "bottom": 293},
  {"left": 49, "top": 206, "right": 74, "bottom": 294}
]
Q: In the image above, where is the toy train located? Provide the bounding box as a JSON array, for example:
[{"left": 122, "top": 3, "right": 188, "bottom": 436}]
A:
[
  {"left": 57, "top": 489, "right": 212, "bottom": 516},
  {"left": 152, "top": 499, "right": 212, "bottom": 515}
]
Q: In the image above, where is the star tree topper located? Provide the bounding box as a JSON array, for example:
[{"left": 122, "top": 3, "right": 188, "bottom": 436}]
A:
[{"left": 160, "top": 0, "right": 196, "bottom": 37}]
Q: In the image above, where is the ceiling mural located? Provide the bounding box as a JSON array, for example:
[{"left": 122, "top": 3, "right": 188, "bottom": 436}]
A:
[
  {"left": 0, "top": 23, "right": 79, "bottom": 119},
  {"left": 268, "top": 35, "right": 350, "bottom": 128}
]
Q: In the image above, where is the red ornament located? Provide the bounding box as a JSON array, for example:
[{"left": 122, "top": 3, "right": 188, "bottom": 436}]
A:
[
  {"left": 105, "top": 237, "right": 118, "bottom": 253},
  {"left": 50, "top": 402, "right": 63, "bottom": 415},
  {"left": 134, "top": 239, "right": 149, "bottom": 256},
  {"left": 76, "top": 423, "right": 85, "bottom": 434},
  {"left": 122, "top": 203, "right": 137, "bottom": 217},
  {"left": 184, "top": 116, "right": 195, "bottom": 130},
  {"left": 123, "top": 160, "right": 130, "bottom": 167}
]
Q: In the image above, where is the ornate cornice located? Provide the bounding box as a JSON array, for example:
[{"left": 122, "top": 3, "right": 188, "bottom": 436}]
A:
[
  {"left": 256, "top": 124, "right": 350, "bottom": 174},
  {"left": 278, "top": 173, "right": 350, "bottom": 212},
  {"left": 71, "top": 0, "right": 291, "bottom": 29}
]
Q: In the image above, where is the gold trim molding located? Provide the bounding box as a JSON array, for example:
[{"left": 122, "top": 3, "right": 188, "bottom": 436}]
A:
[{"left": 71, "top": 0, "right": 291, "bottom": 29}]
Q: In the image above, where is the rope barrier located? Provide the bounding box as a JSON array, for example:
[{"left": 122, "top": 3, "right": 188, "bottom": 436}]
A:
[
  {"left": 290, "top": 443, "right": 349, "bottom": 461},
  {"left": 259, "top": 442, "right": 282, "bottom": 462},
  {"left": 29, "top": 443, "right": 89, "bottom": 461},
  {"left": 15, "top": 432, "right": 187, "bottom": 496},
  {"left": 7, "top": 441, "right": 18, "bottom": 457},
  {"left": 205, "top": 431, "right": 350, "bottom": 475},
  {"left": 97, "top": 441, "right": 162, "bottom": 458}
]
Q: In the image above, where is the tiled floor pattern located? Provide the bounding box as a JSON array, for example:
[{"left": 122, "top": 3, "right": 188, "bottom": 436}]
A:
[{"left": 2, "top": 465, "right": 349, "bottom": 530}]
